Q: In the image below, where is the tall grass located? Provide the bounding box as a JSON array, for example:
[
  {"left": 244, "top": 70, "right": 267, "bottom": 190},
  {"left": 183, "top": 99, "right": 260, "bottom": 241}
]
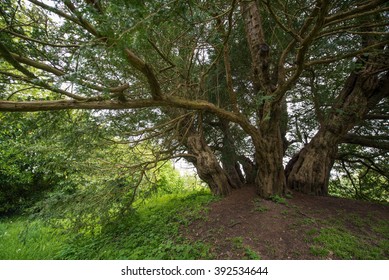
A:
[{"left": 0, "top": 218, "right": 66, "bottom": 259}]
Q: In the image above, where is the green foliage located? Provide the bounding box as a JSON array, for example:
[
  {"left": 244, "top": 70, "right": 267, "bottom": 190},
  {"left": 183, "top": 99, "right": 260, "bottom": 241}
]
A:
[
  {"left": 330, "top": 158, "right": 389, "bottom": 203},
  {"left": 57, "top": 189, "right": 215, "bottom": 260},
  {"left": 0, "top": 112, "right": 69, "bottom": 215},
  {"left": 229, "top": 236, "right": 261, "bottom": 260},
  {"left": 269, "top": 195, "right": 287, "bottom": 205}
]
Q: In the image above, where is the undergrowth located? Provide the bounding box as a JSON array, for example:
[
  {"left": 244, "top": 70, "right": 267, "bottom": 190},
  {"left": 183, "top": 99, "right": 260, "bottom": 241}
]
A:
[
  {"left": 0, "top": 189, "right": 215, "bottom": 260},
  {"left": 58, "top": 189, "right": 215, "bottom": 259}
]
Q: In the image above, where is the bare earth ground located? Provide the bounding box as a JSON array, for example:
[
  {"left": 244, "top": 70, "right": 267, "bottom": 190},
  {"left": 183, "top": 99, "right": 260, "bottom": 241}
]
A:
[{"left": 184, "top": 185, "right": 389, "bottom": 259}]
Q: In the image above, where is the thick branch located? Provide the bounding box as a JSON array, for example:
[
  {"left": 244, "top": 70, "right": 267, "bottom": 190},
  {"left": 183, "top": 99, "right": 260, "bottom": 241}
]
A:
[
  {"left": 342, "top": 134, "right": 389, "bottom": 151},
  {"left": 365, "top": 114, "right": 389, "bottom": 120},
  {"left": 0, "top": 96, "right": 258, "bottom": 141},
  {"left": 274, "top": 1, "right": 330, "bottom": 102},
  {"left": 240, "top": 0, "right": 272, "bottom": 92},
  {"left": 124, "top": 48, "right": 163, "bottom": 100},
  {"left": 63, "top": 0, "right": 100, "bottom": 37}
]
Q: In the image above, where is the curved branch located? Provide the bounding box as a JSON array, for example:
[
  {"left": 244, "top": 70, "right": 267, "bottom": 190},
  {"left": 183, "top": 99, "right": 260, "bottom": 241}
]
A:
[{"left": 124, "top": 48, "right": 163, "bottom": 100}]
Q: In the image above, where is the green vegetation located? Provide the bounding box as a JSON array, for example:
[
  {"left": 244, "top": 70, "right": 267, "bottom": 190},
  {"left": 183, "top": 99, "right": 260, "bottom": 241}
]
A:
[
  {"left": 0, "top": 189, "right": 214, "bottom": 260},
  {"left": 0, "top": 219, "right": 66, "bottom": 259},
  {"left": 310, "top": 226, "right": 389, "bottom": 259},
  {"left": 269, "top": 195, "right": 287, "bottom": 205},
  {"left": 252, "top": 198, "right": 268, "bottom": 212},
  {"left": 0, "top": 0, "right": 388, "bottom": 261},
  {"left": 229, "top": 237, "right": 261, "bottom": 260}
]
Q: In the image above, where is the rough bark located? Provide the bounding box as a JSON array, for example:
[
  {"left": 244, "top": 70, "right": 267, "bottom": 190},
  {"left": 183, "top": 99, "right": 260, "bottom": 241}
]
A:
[
  {"left": 254, "top": 126, "right": 286, "bottom": 198},
  {"left": 240, "top": 0, "right": 286, "bottom": 197},
  {"left": 185, "top": 131, "right": 235, "bottom": 196},
  {"left": 287, "top": 70, "right": 389, "bottom": 195},
  {"left": 285, "top": 130, "right": 337, "bottom": 195},
  {"left": 219, "top": 120, "right": 245, "bottom": 188}
]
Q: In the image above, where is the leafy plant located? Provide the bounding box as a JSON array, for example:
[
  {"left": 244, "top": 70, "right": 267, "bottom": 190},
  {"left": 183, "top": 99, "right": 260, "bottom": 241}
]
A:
[{"left": 269, "top": 195, "right": 287, "bottom": 205}]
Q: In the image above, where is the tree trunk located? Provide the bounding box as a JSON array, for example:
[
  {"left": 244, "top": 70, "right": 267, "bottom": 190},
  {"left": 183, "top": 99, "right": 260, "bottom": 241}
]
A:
[
  {"left": 285, "top": 130, "right": 338, "bottom": 195},
  {"left": 254, "top": 128, "right": 286, "bottom": 198},
  {"left": 185, "top": 131, "right": 235, "bottom": 196},
  {"left": 219, "top": 120, "right": 245, "bottom": 188},
  {"left": 240, "top": 0, "right": 286, "bottom": 197},
  {"left": 221, "top": 156, "right": 244, "bottom": 189},
  {"left": 287, "top": 70, "right": 388, "bottom": 195}
]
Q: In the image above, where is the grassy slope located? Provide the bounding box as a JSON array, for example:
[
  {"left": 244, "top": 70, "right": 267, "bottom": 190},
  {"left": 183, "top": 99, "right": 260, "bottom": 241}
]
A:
[
  {"left": 0, "top": 189, "right": 215, "bottom": 260},
  {"left": 1, "top": 188, "right": 388, "bottom": 260}
]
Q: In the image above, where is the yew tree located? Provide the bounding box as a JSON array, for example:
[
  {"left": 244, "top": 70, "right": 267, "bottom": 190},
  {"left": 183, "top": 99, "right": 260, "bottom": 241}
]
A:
[{"left": 1, "top": 0, "right": 388, "bottom": 198}]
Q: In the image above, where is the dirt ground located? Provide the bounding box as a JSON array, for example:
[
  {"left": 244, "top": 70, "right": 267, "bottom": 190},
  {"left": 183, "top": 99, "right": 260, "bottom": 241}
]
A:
[{"left": 184, "top": 185, "right": 389, "bottom": 259}]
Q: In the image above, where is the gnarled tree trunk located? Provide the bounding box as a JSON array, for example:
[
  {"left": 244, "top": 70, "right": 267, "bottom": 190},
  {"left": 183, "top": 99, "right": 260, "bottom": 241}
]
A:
[
  {"left": 240, "top": 0, "right": 287, "bottom": 198},
  {"left": 287, "top": 70, "right": 389, "bottom": 195},
  {"left": 254, "top": 122, "right": 286, "bottom": 198},
  {"left": 239, "top": 155, "right": 257, "bottom": 185},
  {"left": 285, "top": 130, "right": 338, "bottom": 195},
  {"left": 185, "top": 131, "right": 236, "bottom": 196}
]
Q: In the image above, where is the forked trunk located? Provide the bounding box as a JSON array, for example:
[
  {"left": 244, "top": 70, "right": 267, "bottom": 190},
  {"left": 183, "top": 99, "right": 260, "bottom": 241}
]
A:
[
  {"left": 287, "top": 70, "right": 388, "bottom": 195},
  {"left": 240, "top": 0, "right": 286, "bottom": 197}
]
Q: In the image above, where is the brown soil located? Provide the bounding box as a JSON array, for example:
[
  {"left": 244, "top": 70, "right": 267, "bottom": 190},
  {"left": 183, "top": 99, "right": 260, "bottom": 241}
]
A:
[{"left": 184, "top": 185, "right": 389, "bottom": 260}]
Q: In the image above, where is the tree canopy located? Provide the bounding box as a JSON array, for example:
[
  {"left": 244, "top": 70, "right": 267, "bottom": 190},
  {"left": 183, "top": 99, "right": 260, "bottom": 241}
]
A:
[{"left": 1, "top": 0, "right": 388, "bottom": 200}]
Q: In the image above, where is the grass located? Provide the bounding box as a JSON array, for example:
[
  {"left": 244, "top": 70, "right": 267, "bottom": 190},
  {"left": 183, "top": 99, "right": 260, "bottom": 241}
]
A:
[
  {"left": 307, "top": 211, "right": 389, "bottom": 259},
  {"left": 0, "top": 189, "right": 215, "bottom": 260},
  {"left": 0, "top": 218, "right": 66, "bottom": 259},
  {"left": 2, "top": 187, "right": 388, "bottom": 260},
  {"left": 310, "top": 227, "right": 388, "bottom": 259}
]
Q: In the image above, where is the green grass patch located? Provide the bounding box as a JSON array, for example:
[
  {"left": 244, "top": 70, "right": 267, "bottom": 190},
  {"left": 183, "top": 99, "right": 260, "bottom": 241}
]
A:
[
  {"left": 0, "top": 218, "right": 66, "bottom": 259},
  {"left": 269, "top": 195, "right": 287, "bottom": 205},
  {"left": 0, "top": 189, "right": 215, "bottom": 260},
  {"left": 373, "top": 220, "right": 389, "bottom": 237},
  {"left": 310, "top": 227, "right": 387, "bottom": 259},
  {"left": 252, "top": 198, "right": 268, "bottom": 213}
]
